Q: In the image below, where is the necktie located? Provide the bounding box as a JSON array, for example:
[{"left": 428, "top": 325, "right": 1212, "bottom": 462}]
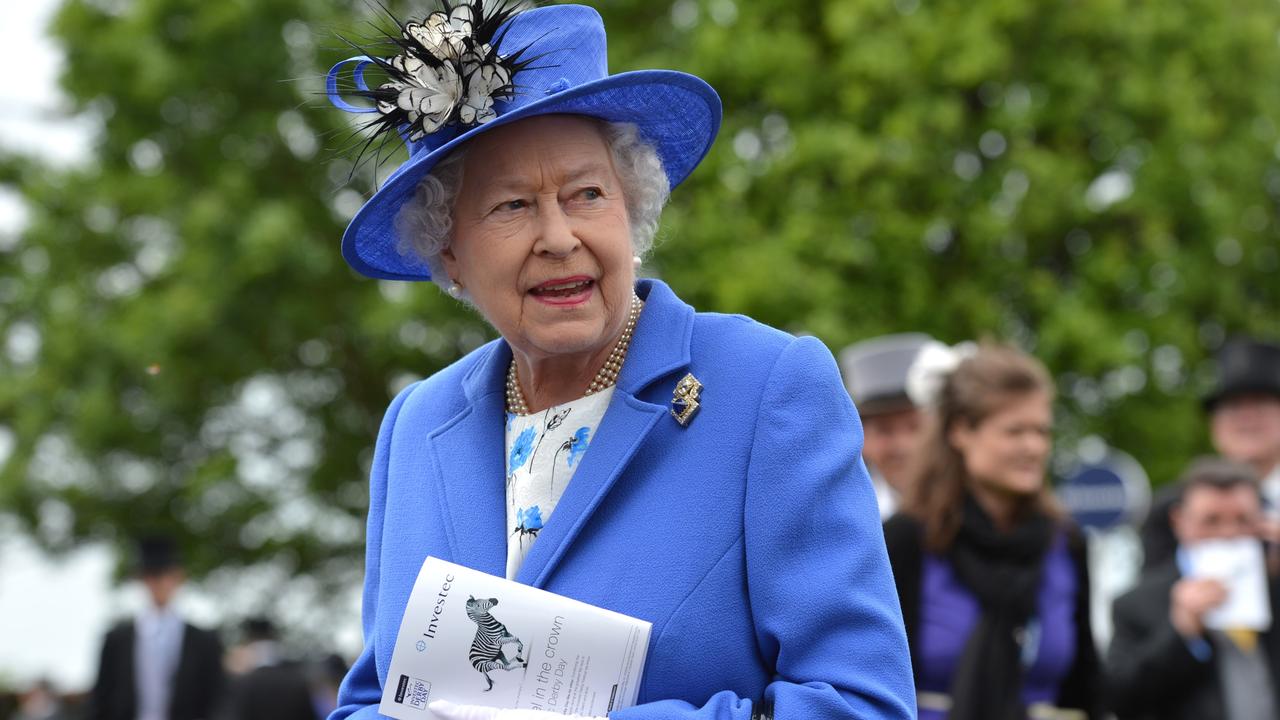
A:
[{"left": 1223, "top": 627, "right": 1258, "bottom": 653}]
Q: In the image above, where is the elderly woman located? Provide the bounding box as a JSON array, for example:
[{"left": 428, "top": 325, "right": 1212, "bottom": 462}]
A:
[
  {"left": 325, "top": 4, "right": 912, "bottom": 720},
  {"left": 883, "top": 345, "right": 1101, "bottom": 720}
]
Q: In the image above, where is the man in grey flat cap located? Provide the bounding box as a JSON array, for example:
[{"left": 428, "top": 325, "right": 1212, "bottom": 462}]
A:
[{"left": 840, "top": 334, "right": 935, "bottom": 519}]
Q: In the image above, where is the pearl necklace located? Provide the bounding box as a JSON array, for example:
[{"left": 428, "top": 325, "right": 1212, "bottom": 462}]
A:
[{"left": 505, "top": 293, "right": 643, "bottom": 415}]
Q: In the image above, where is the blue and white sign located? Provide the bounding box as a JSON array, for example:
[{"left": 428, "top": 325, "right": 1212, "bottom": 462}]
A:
[{"left": 1058, "top": 445, "right": 1151, "bottom": 530}]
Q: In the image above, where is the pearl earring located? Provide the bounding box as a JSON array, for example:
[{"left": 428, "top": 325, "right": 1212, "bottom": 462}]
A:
[
  {"left": 448, "top": 282, "right": 463, "bottom": 299},
  {"left": 632, "top": 255, "right": 643, "bottom": 268}
]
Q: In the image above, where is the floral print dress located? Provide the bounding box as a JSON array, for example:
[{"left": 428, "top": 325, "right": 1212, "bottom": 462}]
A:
[{"left": 504, "top": 387, "right": 614, "bottom": 580}]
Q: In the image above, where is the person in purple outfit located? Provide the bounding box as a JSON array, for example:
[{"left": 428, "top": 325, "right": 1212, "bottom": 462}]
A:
[{"left": 883, "top": 344, "right": 1102, "bottom": 720}]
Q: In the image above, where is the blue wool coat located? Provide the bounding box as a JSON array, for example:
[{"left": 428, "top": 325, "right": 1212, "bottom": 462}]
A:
[{"left": 331, "top": 279, "right": 915, "bottom": 720}]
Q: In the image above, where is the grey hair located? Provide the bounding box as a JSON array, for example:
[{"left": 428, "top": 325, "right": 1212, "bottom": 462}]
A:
[{"left": 394, "top": 120, "right": 671, "bottom": 293}]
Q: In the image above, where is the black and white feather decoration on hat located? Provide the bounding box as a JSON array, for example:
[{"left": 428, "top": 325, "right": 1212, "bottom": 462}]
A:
[{"left": 341, "top": 1, "right": 539, "bottom": 143}]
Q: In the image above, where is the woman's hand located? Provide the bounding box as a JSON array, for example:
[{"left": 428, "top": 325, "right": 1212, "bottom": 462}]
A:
[{"left": 428, "top": 699, "right": 604, "bottom": 720}]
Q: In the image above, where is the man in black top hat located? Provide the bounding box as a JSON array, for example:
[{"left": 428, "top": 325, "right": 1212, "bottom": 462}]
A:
[
  {"left": 1208, "top": 338, "right": 1280, "bottom": 510},
  {"left": 223, "top": 618, "right": 318, "bottom": 720},
  {"left": 88, "top": 537, "right": 226, "bottom": 720},
  {"left": 1141, "top": 338, "right": 1280, "bottom": 570}
]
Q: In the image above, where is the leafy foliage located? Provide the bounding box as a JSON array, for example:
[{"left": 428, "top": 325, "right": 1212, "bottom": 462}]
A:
[{"left": 1, "top": 0, "right": 1277, "bottom": 630}]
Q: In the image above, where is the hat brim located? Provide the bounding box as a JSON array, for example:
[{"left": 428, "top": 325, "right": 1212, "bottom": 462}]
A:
[
  {"left": 856, "top": 393, "right": 920, "bottom": 419},
  {"left": 1203, "top": 382, "right": 1280, "bottom": 412},
  {"left": 341, "top": 69, "right": 722, "bottom": 281}
]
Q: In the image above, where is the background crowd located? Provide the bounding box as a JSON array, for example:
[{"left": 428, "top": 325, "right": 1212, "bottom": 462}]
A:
[
  {"left": 852, "top": 334, "right": 1280, "bottom": 719},
  {"left": 1, "top": 535, "right": 347, "bottom": 720},
  {"left": 2, "top": 0, "right": 1279, "bottom": 718}
]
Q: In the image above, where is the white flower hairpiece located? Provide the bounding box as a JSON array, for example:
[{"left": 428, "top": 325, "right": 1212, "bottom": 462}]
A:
[{"left": 905, "top": 340, "right": 978, "bottom": 408}]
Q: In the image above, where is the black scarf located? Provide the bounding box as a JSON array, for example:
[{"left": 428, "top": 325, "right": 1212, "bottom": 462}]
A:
[{"left": 946, "top": 494, "right": 1053, "bottom": 720}]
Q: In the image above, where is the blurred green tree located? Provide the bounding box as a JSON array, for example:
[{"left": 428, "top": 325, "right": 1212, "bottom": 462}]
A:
[{"left": 1, "top": 0, "right": 1278, "bottom": 630}]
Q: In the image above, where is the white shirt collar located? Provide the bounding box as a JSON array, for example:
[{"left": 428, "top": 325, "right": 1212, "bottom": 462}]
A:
[
  {"left": 243, "top": 640, "right": 283, "bottom": 670},
  {"left": 1262, "top": 463, "right": 1280, "bottom": 488},
  {"left": 1261, "top": 463, "right": 1280, "bottom": 510},
  {"left": 136, "top": 604, "right": 182, "bottom": 637},
  {"left": 871, "top": 472, "right": 899, "bottom": 520}
]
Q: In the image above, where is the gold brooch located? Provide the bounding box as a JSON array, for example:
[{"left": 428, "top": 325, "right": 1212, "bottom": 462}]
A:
[{"left": 670, "top": 373, "right": 703, "bottom": 426}]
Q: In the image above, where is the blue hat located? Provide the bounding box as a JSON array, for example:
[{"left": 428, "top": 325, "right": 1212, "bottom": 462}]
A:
[{"left": 327, "top": 3, "right": 722, "bottom": 281}]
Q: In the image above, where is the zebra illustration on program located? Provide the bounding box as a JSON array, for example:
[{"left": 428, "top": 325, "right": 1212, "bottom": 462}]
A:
[{"left": 465, "top": 595, "right": 528, "bottom": 691}]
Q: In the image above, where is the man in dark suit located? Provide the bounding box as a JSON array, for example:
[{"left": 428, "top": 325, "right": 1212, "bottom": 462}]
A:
[
  {"left": 88, "top": 537, "right": 226, "bottom": 720},
  {"left": 222, "top": 618, "right": 318, "bottom": 720},
  {"left": 1108, "top": 459, "right": 1280, "bottom": 720}
]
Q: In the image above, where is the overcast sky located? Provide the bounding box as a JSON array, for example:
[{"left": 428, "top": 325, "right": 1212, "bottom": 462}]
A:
[
  {"left": 1, "top": 1, "right": 145, "bottom": 692},
  {"left": 0, "top": 0, "right": 93, "bottom": 240},
  {"left": 0, "top": 1, "right": 94, "bottom": 167}
]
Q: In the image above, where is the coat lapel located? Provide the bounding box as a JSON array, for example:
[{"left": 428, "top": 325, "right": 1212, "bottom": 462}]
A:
[
  {"left": 514, "top": 392, "right": 666, "bottom": 587},
  {"left": 429, "top": 341, "right": 510, "bottom": 577},
  {"left": 171, "top": 623, "right": 193, "bottom": 698},
  {"left": 516, "top": 279, "right": 694, "bottom": 587},
  {"left": 120, "top": 623, "right": 138, "bottom": 714},
  {"left": 1268, "top": 573, "right": 1280, "bottom": 691}
]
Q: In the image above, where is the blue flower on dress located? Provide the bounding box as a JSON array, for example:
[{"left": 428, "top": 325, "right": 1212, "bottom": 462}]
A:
[
  {"left": 566, "top": 426, "right": 590, "bottom": 467},
  {"left": 509, "top": 426, "right": 536, "bottom": 472},
  {"left": 516, "top": 505, "right": 544, "bottom": 532}
]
